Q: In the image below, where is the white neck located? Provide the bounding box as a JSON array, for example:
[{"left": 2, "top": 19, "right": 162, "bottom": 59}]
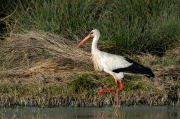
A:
[{"left": 91, "top": 34, "right": 100, "bottom": 54}]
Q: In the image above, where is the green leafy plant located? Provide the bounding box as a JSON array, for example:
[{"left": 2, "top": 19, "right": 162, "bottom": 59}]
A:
[{"left": 69, "top": 74, "right": 95, "bottom": 93}]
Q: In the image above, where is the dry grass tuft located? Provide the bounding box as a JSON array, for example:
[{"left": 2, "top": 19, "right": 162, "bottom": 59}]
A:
[
  {"left": 0, "top": 31, "right": 92, "bottom": 76},
  {"left": 0, "top": 31, "right": 95, "bottom": 88}
]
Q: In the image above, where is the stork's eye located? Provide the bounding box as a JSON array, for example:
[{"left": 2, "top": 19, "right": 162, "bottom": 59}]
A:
[{"left": 90, "top": 32, "right": 93, "bottom": 34}]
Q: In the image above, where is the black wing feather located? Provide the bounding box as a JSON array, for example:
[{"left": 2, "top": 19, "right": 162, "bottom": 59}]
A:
[{"left": 112, "top": 57, "right": 155, "bottom": 79}]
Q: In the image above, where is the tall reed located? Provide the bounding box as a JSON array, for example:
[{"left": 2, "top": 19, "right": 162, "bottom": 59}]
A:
[{"left": 6, "top": 0, "right": 180, "bottom": 55}]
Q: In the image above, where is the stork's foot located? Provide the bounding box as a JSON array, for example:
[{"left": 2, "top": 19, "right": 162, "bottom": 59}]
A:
[
  {"left": 97, "top": 89, "right": 106, "bottom": 97},
  {"left": 97, "top": 87, "right": 123, "bottom": 97},
  {"left": 97, "top": 80, "right": 124, "bottom": 107}
]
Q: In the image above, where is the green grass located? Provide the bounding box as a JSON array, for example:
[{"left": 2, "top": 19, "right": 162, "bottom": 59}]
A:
[
  {"left": 0, "top": 81, "right": 63, "bottom": 97},
  {"left": 68, "top": 74, "right": 98, "bottom": 94},
  {"left": 0, "top": 83, "right": 32, "bottom": 96},
  {"left": 5, "top": 0, "right": 180, "bottom": 55},
  {"left": 0, "top": 73, "right": 152, "bottom": 98}
]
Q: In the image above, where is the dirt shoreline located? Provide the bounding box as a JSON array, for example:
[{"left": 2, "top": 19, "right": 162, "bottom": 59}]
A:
[
  {"left": 0, "top": 32, "right": 180, "bottom": 107},
  {"left": 0, "top": 91, "right": 179, "bottom": 107}
]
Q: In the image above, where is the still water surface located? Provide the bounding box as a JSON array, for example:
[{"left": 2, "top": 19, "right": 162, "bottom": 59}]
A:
[{"left": 0, "top": 106, "right": 180, "bottom": 119}]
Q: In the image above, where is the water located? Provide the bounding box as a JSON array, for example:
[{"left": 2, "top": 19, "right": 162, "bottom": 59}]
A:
[{"left": 0, "top": 106, "right": 180, "bottom": 119}]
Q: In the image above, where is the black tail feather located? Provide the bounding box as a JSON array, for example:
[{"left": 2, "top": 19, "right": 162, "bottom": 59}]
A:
[{"left": 113, "top": 57, "right": 155, "bottom": 80}]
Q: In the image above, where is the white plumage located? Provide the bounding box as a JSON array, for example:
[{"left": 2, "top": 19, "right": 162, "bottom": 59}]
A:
[{"left": 92, "top": 50, "right": 133, "bottom": 80}]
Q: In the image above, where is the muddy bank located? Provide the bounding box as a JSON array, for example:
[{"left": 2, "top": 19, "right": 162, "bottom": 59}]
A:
[{"left": 0, "top": 32, "right": 180, "bottom": 107}]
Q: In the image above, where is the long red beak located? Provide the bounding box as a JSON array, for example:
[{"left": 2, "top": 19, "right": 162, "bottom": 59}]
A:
[{"left": 78, "top": 35, "right": 91, "bottom": 46}]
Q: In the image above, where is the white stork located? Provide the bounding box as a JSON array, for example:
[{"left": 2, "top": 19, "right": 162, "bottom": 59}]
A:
[{"left": 78, "top": 29, "right": 155, "bottom": 106}]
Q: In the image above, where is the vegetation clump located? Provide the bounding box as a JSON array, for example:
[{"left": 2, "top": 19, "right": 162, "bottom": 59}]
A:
[{"left": 4, "top": 0, "right": 180, "bottom": 55}]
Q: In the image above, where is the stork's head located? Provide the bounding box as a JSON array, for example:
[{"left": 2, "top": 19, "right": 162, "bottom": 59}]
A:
[{"left": 78, "top": 29, "right": 100, "bottom": 46}]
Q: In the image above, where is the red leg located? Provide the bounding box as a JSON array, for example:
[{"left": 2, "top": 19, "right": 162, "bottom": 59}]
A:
[
  {"left": 117, "top": 80, "right": 123, "bottom": 106},
  {"left": 97, "top": 80, "right": 124, "bottom": 106},
  {"left": 116, "top": 83, "right": 119, "bottom": 106},
  {"left": 119, "top": 80, "right": 124, "bottom": 90}
]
